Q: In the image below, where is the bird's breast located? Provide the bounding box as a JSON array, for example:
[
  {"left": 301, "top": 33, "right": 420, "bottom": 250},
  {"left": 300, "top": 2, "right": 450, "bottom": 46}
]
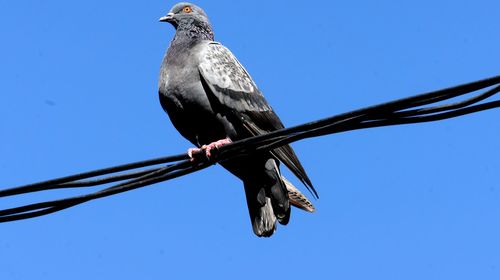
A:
[{"left": 159, "top": 41, "right": 232, "bottom": 146}]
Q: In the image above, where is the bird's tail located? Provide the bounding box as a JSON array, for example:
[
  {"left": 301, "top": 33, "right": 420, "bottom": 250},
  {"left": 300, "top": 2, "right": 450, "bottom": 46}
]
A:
[
  {"left": 282, "top": 177, "right": 316, "bottom": 213},
  {"left": 243, "top": 158, "right": 290, "bottom": 237}
]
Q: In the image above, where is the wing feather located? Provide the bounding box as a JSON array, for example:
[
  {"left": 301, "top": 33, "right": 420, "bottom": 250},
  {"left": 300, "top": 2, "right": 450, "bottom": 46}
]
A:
[{"left": 198, "top": 42, "right": 318, "bottom": 198}]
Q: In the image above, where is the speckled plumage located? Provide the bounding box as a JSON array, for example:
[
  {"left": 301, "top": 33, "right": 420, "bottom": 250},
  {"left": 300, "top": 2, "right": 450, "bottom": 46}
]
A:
[{"left": 158, "top": 2, "right": 317, "bottom": 237}]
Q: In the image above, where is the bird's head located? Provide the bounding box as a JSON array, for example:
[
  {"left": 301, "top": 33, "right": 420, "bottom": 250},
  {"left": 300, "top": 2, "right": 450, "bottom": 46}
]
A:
[
  {"left": 160, "top": 2, "right": 214, "bottom": 41},
  {"left": 159, "top": 2, "right": 210, "bottom": 29}
]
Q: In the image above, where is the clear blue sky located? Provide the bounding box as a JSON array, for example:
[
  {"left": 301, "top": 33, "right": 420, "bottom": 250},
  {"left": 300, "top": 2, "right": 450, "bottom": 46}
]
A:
[{"left": 1, "top": 0, "right": 499, "bottom": 279}]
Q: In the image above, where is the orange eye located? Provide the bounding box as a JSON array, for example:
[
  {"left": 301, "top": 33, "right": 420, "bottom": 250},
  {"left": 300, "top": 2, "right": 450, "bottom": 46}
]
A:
[{"left": 183, "top": 6, "right": 193, "bottom": 13}]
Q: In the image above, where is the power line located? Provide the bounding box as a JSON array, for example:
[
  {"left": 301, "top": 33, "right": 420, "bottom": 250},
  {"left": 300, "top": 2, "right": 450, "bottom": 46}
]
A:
[{"left": 1, "top": 75, "right": 499, "bottom": 222}]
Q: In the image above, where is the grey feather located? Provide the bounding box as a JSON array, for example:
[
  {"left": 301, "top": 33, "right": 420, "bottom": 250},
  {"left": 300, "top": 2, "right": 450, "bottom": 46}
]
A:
[
  {"left": 198, "top": 42, "right": 318, "bottom": 198},
  {"left": 158, "top": 2, "right": 317, "bottom": 237}
]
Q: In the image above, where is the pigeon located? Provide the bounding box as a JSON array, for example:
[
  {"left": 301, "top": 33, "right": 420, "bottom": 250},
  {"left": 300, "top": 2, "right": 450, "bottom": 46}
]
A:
[{"left": 158, "top": 2, "right": 318, "bottom": 237}]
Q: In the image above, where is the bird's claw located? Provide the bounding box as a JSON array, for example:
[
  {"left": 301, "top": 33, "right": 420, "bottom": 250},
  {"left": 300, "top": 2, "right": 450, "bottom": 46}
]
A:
[
  {"left": 187, "top": 147, "right": 203, "bottom": 161},
  {"left": 202, "top": 138, "right": 232, "bottom": 157},
  {"left": 187, "top": 137, "right": 232, "bottom": 161}
]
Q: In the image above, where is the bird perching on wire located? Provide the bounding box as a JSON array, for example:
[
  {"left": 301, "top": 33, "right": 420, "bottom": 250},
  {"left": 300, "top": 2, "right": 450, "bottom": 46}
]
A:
[
  {"left": 158, "top": 2, "right": 317, "bottom": 237},
  {"left": 1, "top": 2, "right": 498, "bottom": 238}
]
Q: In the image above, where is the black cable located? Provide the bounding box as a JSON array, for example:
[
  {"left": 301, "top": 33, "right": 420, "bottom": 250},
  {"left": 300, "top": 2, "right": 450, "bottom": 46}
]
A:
[
  {"left": 252, "top": 100, "right": 500, "bottom": 155},
  {"left": 0, "top": 154, "right": 187, "bottom": 197},
  {"left": 0, "top": 160, "right": 209, "bottom": 222},
  {"left": 389, "top": 85, "right": 500, "bottom": 118},
  {"left": 1, "top": 75, "right": 499, "bottom": 223}
]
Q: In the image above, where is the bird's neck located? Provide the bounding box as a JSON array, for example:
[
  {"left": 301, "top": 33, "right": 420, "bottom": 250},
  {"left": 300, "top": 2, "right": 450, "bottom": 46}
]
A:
[{"left": 172, "top": 21, "right": 214, "bottom": 44}]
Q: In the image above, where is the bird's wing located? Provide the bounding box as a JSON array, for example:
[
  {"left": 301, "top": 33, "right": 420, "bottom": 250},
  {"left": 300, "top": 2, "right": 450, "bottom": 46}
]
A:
[{"left": 198, "top": 42, "right": 318, "bottom": 198}]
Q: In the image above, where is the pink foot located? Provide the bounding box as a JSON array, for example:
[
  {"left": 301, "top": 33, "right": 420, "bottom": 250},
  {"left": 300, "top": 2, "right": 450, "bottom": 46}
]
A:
[
  {"left": 187, "top": 137, "right": 232, "bottom": 161},
  {"left": 187, "top": 147, "right": 203, "bottom": 161},
  {"left": 201, "top": 137, "right": 232, "bottom": 158}
]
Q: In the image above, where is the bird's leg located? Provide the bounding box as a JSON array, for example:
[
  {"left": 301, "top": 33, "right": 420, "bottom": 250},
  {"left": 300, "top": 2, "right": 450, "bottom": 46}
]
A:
[{"left": 187, "top": 137, "right": 232, "bottom": 161}]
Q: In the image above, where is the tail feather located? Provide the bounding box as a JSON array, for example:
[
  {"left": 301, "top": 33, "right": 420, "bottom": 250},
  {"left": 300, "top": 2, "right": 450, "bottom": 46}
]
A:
[
  {"left": 244, "top": 183, "right": 277, "bottom": 237},
  {"left": 283, "top": 177, "right": 316, "bottom": 213},
  {"left": 243, "top": 158, "right": 290, "bottom": 237},
  {"left": 264, "top": 158, "right": 290, "bottom": 225}
]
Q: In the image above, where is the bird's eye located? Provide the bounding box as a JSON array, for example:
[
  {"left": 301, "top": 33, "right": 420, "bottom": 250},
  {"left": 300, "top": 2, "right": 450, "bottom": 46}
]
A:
[{"left": 183, "top": 6, "right": 193, "bottom": 13}]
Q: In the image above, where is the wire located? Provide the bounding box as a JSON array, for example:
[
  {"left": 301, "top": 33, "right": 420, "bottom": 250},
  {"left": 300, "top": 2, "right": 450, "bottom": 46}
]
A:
[
  {"left": 1, "top": 75, "right": 499, "bottom": 223},
  {"left": 0, "top": 154, "right": 187, "bottom": 197}
]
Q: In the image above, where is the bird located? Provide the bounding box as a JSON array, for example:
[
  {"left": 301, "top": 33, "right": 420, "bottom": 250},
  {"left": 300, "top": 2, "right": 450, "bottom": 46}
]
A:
[{"left": 158, "top": 2, "right": 318, "bottom": 237}]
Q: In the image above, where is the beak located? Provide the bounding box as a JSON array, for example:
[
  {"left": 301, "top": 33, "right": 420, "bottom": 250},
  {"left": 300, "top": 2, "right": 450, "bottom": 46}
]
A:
[{"left": 159, "top": 13, "right": 174, "bottom": 22}]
